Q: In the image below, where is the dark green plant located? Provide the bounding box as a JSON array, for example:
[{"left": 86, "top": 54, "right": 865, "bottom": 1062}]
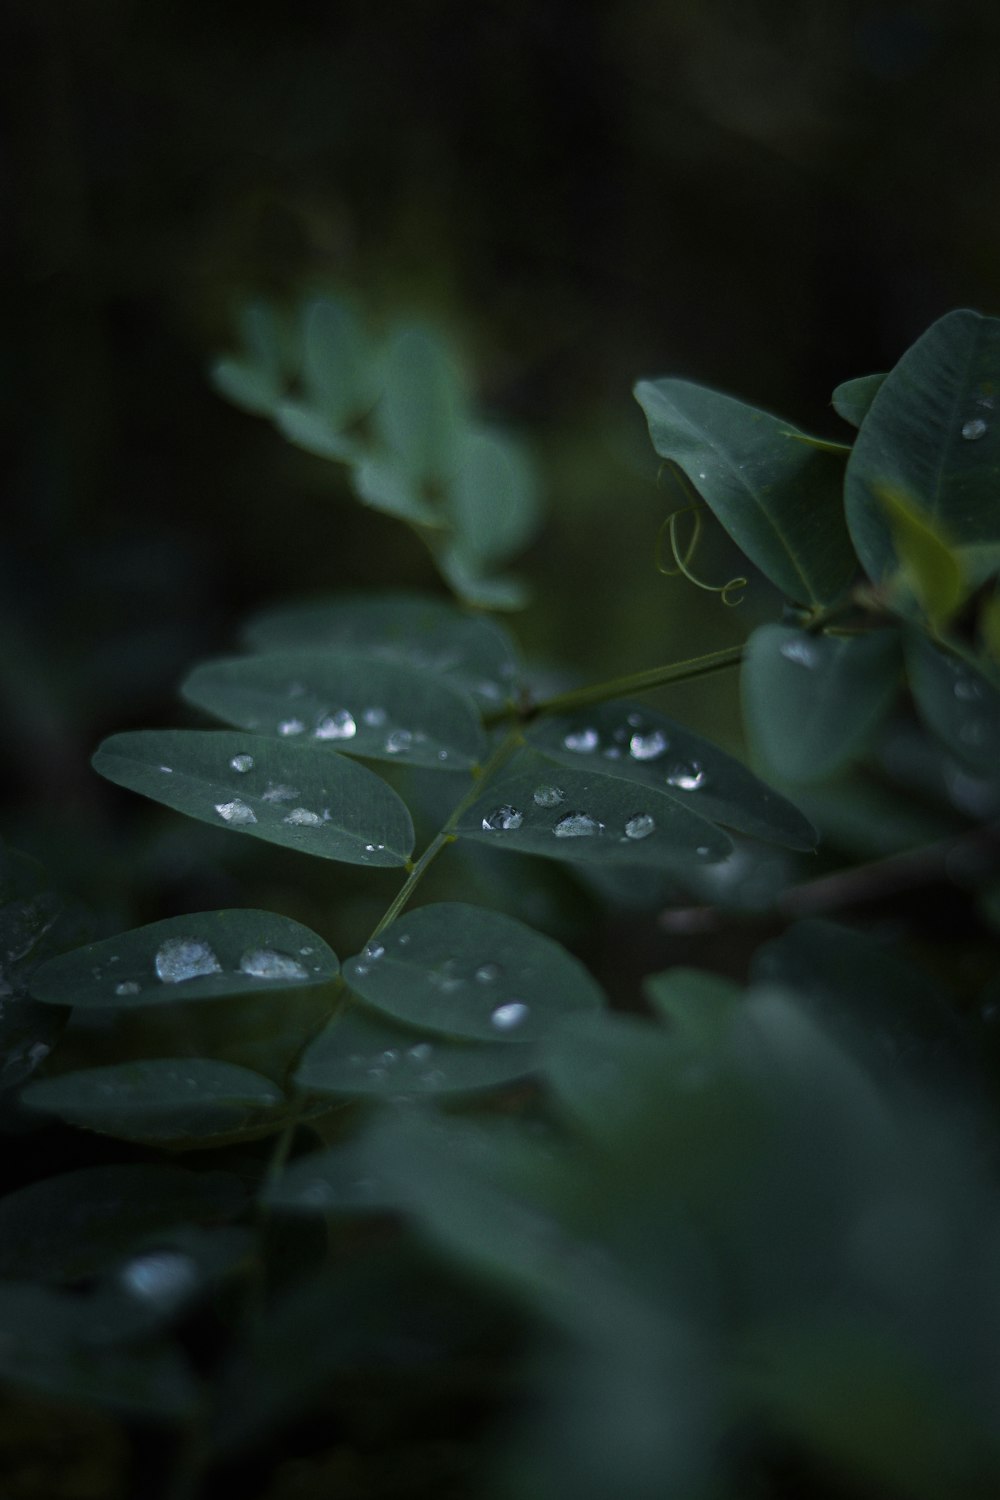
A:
[{"left": 5, "top": 301, "right": 1000, "bottom": 1499}]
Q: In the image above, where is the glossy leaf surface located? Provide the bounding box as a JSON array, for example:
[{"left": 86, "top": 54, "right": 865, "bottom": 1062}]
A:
[
  {"left": 742, "top": 625, "right": 901, "bottom": 783},
  {"left": 529, "top": 701, "right": 816, "bottom": 849},
  {"left": 831, "top": 373, "right": 886, "bottom": 428},
  {"left": 905, "top": 634, "right": 1000, "bottom": 774},
  {"left": 343, "top": 902, "right": 604, "bottom": 1043},
  {"left": 634, "top": 378, "right": 857, "bottom": 605},
  {"left": 29, "top": 909, "right": 337, "bottom": 1009},
  {"left": 183, "top": 649, "right": 486, "bottom": 770},
  {"left": 92, "top": 730, "right": 414, "bottom": 867}
]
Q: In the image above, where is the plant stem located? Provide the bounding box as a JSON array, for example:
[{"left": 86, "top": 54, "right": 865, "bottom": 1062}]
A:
[{"left": 496, "top": 643, "right": 744, "bottom": 725}]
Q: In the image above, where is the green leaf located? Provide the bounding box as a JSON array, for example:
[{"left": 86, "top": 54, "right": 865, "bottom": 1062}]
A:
[
  {"left": 210, "top": 301, "right": 293, "bottom": 417},
  {"left": 634, "top": 378, "right": 857, "bottom": 605},
  {"left": 457, "top": 747, "right": 735, "bottom": 869},
  {"left": 352, "top": 452, "right": 445, "bottom": 525},
  {"left": 844, "top": 309, "right": 1000, "bottom": 593},
  {"left": 343, "top": 902, "right": 604, "bottom": 1043},
  {"left": 643, "top": 968, "right": 741, "bottom": 1046},
  {"left": 0, "top": 1164, "right": 246, "bottom": 1281},
  {"left": 528, "top": 701, "right": 817, "bottom": 850},
  {"left": 21, "top": 1059, "right": 285, "bottom": 1143},
  {"left": 905, "top": 633, "right": 1000, "bottom": 775},
  {"left": 436, "top": 544, "right": 528, "bottom": 610},
  {"left": 374, "top": 325, "right": 466, "bottom": 484},
  {"left": 92, "top": 729, "right": 414, "bottom": 867},
  {"left": 275, "top": 400, "right": 360, "bottom": 462},
  {"left": 0, "top": 1280, "right": 199, "bottom": 1418},
  {"left": 447, "top": 426, "right": 540, "bottom": 569},
  {"left": 296, "top": 1004, "right": 535, "bottom": 1097},
  {"left": 831, "top": 373, "right": 886, "bottom": 429},
  {"left": 242, "top": 591, "right": 522, "bottom": 709},
  {"left": 742, "top": 625, "right": 901, "bottom": 783},
  {"left": 265, "top": 1138, "right": 400, "bottom": 1215},
  {"left": 299, "top": 295, "right": 375, "bottom": 425},
  {"left": 182, "top": 649, "right": 486, "bottom": 770},
  {"left": 29, "top": 909, "right": 338, "bottom": 1009},
  {"left": 874, "top": 484, "right": 965, "bottom": 626}
]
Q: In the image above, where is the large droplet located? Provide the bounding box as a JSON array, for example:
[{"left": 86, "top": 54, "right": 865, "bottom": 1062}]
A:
[
  {"left": 533, "top": 784, "right": 565, "bottom": 807},
  {"left": 155, "top": 937, "right": 223, "bottom": 984},
  {"left": 283, "top": 807, "right": 323, "bottom": 827},
  {"left": 665, "top": 761, "right": 705, "bottom": 791},
  {"left": 629, "top": 729, "right": 668, "bottom": 761},
  {"left": 215, "top": 799, "right": 257, "bottom": 825},
  {"left": 563, "top": 728, "right": 599, "bottom": 753},
  {"left": 239, "top": 948, "right": 310, "bottom": 980},
  {"left": 385, "top": 729, "right": 414, "bottom": 755},
  {"left": 229, "top": 754, "right": 254, "bottom": 773},
  {"left": 119, "top": 1250, "right": 199, "bottom": 1309},
  {"left": 482, "top": 805, "right": 523, "bottom": 832},
  {"left": 314, "top": 709, "right": 357, "bottom": 741},
  {"left": 962, "top": 418, "right": 988, "bottom": 441},
  {"left": 624, "top": 813, "right": 656, "bottom": 840},
  {"left": 554, "top": 812, "right": 603, "bottom": 838},
  {"left": 278, "top": 718, "right": 306, "bottom": 736},
  {"left": 363, "top": 942, "right": 385, "bottom": 962},
  {"left": 491, "top": 1000, "right": 529, "bottom": 1031}
]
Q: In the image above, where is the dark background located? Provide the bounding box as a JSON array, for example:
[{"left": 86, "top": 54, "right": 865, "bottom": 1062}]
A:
[{"left": 5, "top": 0, "right": 1000, "bottom": 935}]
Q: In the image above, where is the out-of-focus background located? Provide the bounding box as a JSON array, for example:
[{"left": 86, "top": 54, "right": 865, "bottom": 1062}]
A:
[{"left": 5, "top": 0, "right": 1000, "bottom": 939}]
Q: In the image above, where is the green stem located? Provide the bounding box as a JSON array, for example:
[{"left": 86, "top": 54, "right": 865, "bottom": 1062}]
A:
[{"left": 499, "top": 643, "right": 744, "bottom": 724}]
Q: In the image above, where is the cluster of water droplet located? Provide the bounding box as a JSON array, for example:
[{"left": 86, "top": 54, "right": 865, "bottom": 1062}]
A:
[
  {"left": 102, "top": 935, "right": 321, "bottom": 996},
  {"left": 349, "top": 932, "right": 532, "bottom": 1039},
  {"left": 556, "top": 716, "right": 707, "bottom": 793},
  {"left": 273, "top": 702, "right": 439, "bottom": 761}
]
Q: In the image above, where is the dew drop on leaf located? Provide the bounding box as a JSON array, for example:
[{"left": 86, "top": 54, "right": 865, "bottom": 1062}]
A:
[
  {"left": 314, "top": 710, "right": 357, "bottom": 741},
  {"left": 262, "top": 783, "right": 299, "bottom": 803},
  {"left": 962, "top": 418, "right": 988, "bottom": 440},
  {"left": 278, "top": 718, "right": 306, "bottom": 736},
  {"left": 283, "top": 807, "right": 323, "bottom": 827},
  {"left": 475, "top": 963, "right": 502, "bottom": 982},
  {"left": 665, "top": 761, "right": 705, "bottom": 791},
  {"left": 482, "top": 805, "right": 523, "bottom": 831},
  {"left": 155, "top": 937, "right": 223, "bottom": 983},
  {"left": 532, "top": 784, "right": 565, "bottom": 807},
  {"left": 229, "top": 754, "right": 254, "bottom": 773},
  {"left": 629, "top": 729, "right": 668, "bottom": 760},
  {"left": 119, "top": 1251, "right": 200, "bottom": 1309},
  {"left": 385, "top": 729, "right": 414, "bottom": 755},
  {"left": 623, "top": 813, "right": 656, "bottom": 840},
  {"left": 363, "top": 707, "right": 387, "bottom": 727},
  {"left": 491, "top": 1000, "right": 530, "bottom": 1030},
  {"left": 114, "top": 981, "right": 141, "bottom": 996},
  {"left": 778, "top": 638, "right": 819, "bottom": 668},
  {"left": 239, "top": 948, "right": 310, "bottom": 980},
  {"left": 554, "top": 812, "right": 603, "bottom": 838},
  {"left": 563, "top": 728, "right": 599, "bottom": 753},
  {"left": 214, "top": 799, "right": 257, "bottom": 825}
]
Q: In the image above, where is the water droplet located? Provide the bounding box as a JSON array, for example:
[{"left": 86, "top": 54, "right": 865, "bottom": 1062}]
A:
[
  {"left": 421, "top": 1069, "right": 447, "bottom": 1086},
  {"left": 364, "top": 942, "right": 385, "bottom": 962},
  {"left": 278, "top": 718, "right": 306, "bottom": 736},
  {"left": 962, "top": 418, "right": 988, "bottom": 441},
  {"left": 283, "top": 807, "right": 323, "bottom": 827},
  {"left": 482, "top": 805, "right": 523, "bottom": 832},
  {"left": 159, "top": 765, "right": 173, "bottom": 774},
  {"left": 779, "top": 638, "right": 819, "bottom": 668},
  {"left": 214, "top": 799, "right": 257, "bottom": 825},
  {"left": 239, "top": 948, "right": 310, "bottom": 980},
  {"left": 398, "top": 933, "right": 412, "bottom": 946},
  {"left": 314, "top": 709, "right": 357, "bottom": 741},
  {"left": 408, "top": 1042, "right": 433, "bottom": 1061},
  {"left": 696, "top": 845, "right": 711, "bottom": 857},
  {"left": 475, "top": 963, "right": 502, "bottom": 982},
  {"left": 624, "top": 813, "right": 656, "bottom": 840},
  {"left": 363, "top": 706, "right": 387, "bottom": 727},
  {"left": 299, "top": 946, "right": 314, "bottom": 956},
  {"left": 954, "top": 677, "right": 983, "bottom": 701},
  {"left": 262, "top": 783, "right": 298, "bottom": 803},
  {"left": 563, "top": 728, "right": 599, "bottom": 753},
  {"left": 491, "top": 1000, "right": 529, "bottom": 1031},
  {"left": 119, "top": 1250, "right": 199, "bottom": 1309},
  {"left": 155, "top": 937, "right": 223, "bottom": 984},
  {"left": 229, "top": 754, "right": 254, "bottom": 773},
  {"left": 554, "top": 812, "right": 603, "bottom": 838},
  {"left": 629, "top": 729, "right": 668, "bottom": 761},
  {"left": 665, "top": 761, "right": 705, "bottom": 791},
  {"left": 533, "top": 784, "right": 565, "bottom": 807},
  {"left": 385, "top": 729, "right": 413, "bottom": 755},
  {"left": 114, "top": 981, "right": 141, "bottom": 996},
  {"left": 27, "top": 1042, "right": 50, "bottom": 1068}
]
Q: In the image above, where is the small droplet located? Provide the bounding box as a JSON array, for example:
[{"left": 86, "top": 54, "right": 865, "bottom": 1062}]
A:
[
  {"left": 159, "top": 765, "right": 173, "bottom": 774},
  {"left": 665, "top": 761, "right": 705, "bottom": 791},
  {"left": 398, "top": 933, "right": 412, "bottom": 946},
  {"left": 278, "top": 718, "right": 306, "bottom": 736},
  {"left": 119, "top": 1251, "right": 199, "bottom": 1309},
  {"left": 962, "top": 418, "right": 988, "bottom": 441},
  {"left": 314, "top": 709, "right": 357, "bottom": 741},
  {"left": 696, "top": 845, "right": 711, "bottom": 857},
  {"left": 214, "top": 799, "right": 257, "bottom": 825},
  {"left": 364, "top": 942, "right": 385, "bottom": 962},
  {"left": 299, "top": 946, "right": 314, "bottom": 956},
  {"left": 155, "top": 937, "right": 223, "bottom": 984},
  {"left": 779, "top": 637, "right": 819, "bottom": 668},
  {"left": 954, "top": 678, "right": 983, "bottom": 701},
  {"left": 554, "top": 812, "right": 603, "bottom": 838},
  {"left": 482, "top": 805, "right": 523, "bottom": 832},
  {"left": 229, "top": 754, "right": 254, "bottom": 773},
  {"left": 624, "top": 813, "right": 656, "bottom": 840},
  {"left": 409, "top": 1042, "right": 433, "bottom": 1061},
  {"left": 114, "top": 981, "right": 141, "bottom": 996},
  {"left": 533, "top": 784, "right": 565, "bottom": 807},
  {"left": 239, "top": 948, "right": 310, "bottom": 980},
  {"left": 563, "top": 728, "right": 599, "bottom": 753},
  {"left": 385, "top": 729, "right": 413, "bottom": 755},
  {"left": 262, "top": 783, "right": 299, "bottom": 803},
  {"left": 629, "top": 729, "right": 669, "bottom": 761},
  {"left": 491, "top": 1000, "right": 530, "bottom": 1031},
  {"left": 363, "top": 707, "right": 387, "bottom": 727},
  {"left": 283, "top": 807, "right": 323, "bottom": 827},
  {"left": 475, "top": 963, "right": 502, "bottom": 982}
]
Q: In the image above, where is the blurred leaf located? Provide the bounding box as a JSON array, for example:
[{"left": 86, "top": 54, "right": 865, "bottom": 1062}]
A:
[
  {"left": 29, "top": 908, "right": 337, "bottom": 1009},
  {"left": 643, "top": 968, "right": 740, "bottom": 1045},
  {"left": 529, "top": 701, "right": 817, "bottom": 849},
  {"left": 275, "top": 400, "right": 360, "bottom": 462},
  {"left": 831, "top": 372, "right": 886, "bottom": 428},
  {"left": 210, "top": 301, "right": 293, "bottom": 417},
  {"left": 0, "top": 1164, "right": 246, "bottom": 1281},
  {"left": 875, "top": 483, "right": 965, "bottom": 626},
  {"left": 634, "top": 378, "right": 857, "bottom": 605},
  {"left": 21, "top": 1060, "right": 285, "bottom": 1144},
  {"left": 299, "top": 294, "right": 376, "bottom": 425},
  {"left": 265, "top": 1137, "right": 400, "bottom": 1215},
  {"left": 343, "top": 902, "right": 604, "bottom": 1043},
  {"left": 436, "top": 545, "right": 529, "bottom": 610},
  {"left": 92, "top": 729, "right": 414, "bottom": 867},
  {"left": 182, "top": 649, "right": 486, "bottom": 770},
  {"left": 296, "top": 1003, "right": 535, "bottom": 1098},
  {"left": 447, "top": 427, "right": 540, "bottom": 570},
  {"left": 742, "top": 625, "right": 901, "bottom": 783},
  {"left": 905, "top": 633, "right": 1000, "bottom": 775},
  {"left": 845, "top": 309, "right": 1000, "bottom": 595},
  {"left": 351, "top": 452, "right": 446, "bottom": 525},
  {"left": 242, "top": 590, "right": 522, "bottom": 708},
  {"left": 374, "top": 325, "right": 467, "bottom": 485}
]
